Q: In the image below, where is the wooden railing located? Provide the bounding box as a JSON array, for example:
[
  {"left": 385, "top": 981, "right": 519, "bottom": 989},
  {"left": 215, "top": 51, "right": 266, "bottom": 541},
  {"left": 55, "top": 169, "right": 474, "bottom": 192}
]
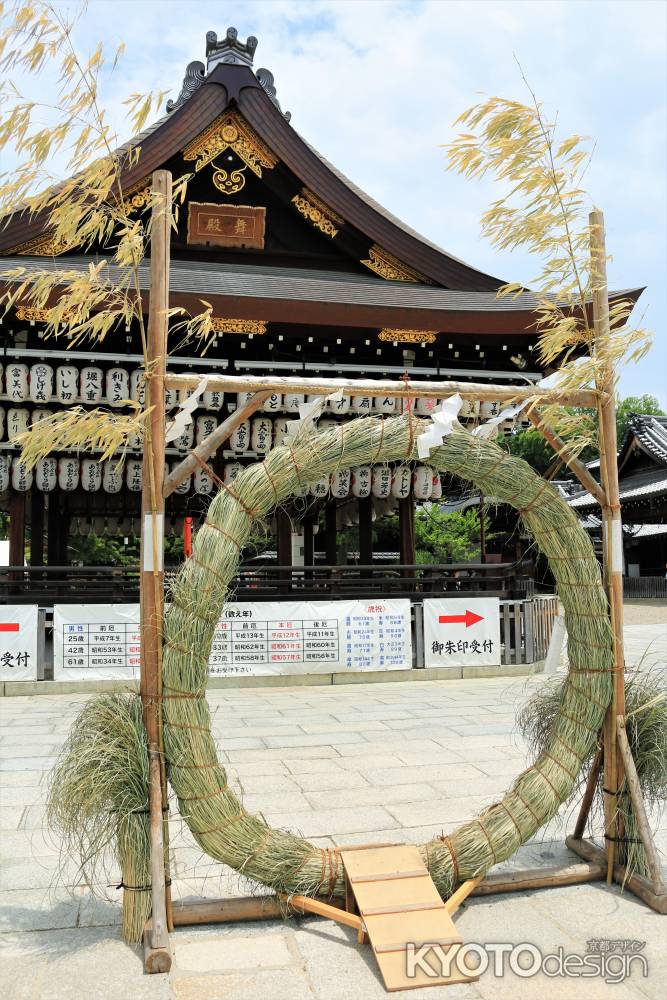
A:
[
  {"left": 623, "top": 576, "right": 667, "bottom": 599},
  {"left": 499, "top": 595, "right": 560, "bottom": 665},
  {"left": 0, "top": 561, "right": 535, "bottom": 605}
]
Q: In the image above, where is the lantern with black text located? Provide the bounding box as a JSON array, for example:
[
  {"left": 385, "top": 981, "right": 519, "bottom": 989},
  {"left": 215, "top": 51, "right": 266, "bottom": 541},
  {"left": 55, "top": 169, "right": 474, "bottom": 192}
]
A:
[
  {"left": 56, "top": 365, "right": 78, "bottom": 403},
  {"left": 196, "top": 414, "right": 217, "bottom": 445},
  {"left": 330, "top": 469, "right": 351, "bottom": 499},
  {"left": 102, "top": 462, "right": 123, "bottom": 493},
  {"left": 58, "top": 457, "right": 80, "bottom": 492},
  {"left": 351, "top": 466, "right": 372, "bottom": 498},
  {"left": 431, "top": 472, "right": 443, "bottom": 500},
  {"left": 126, "top": 460, "right": 142, "bottom": 492},
  {"left": 81, "top": 459, "right": 102, "bottom": 492},
  {"left": 391, "top": 465, "right": 412, "bottom": 499},
  {"left": 371, "top": 466, "right": 392, "bottom": 498},
  {"left": 11, "top": 457, "right": 33, "bottom": 491},
  {"left": 203, "top": 388, "right": 223, "bottom": 410},
  {"left": 327, "top": 393, "right": 351, "bottom": 415},
  {"left": 29, "top": 363, "right": 53, "bottom": 403},
  {"left": 251, "top": 417, "right": 272, "bottom": 454},
  {"left": 80, "top": 366, "right": 103, "bottom": 403},
  {"left": 309, "top": 475, "right": 329, "bottom": 498},
  {"left": 6, "top": 363, "right": 29, "bottom": 402},
  {"left": 283, "top": 392, "right": 304, "bottom": 413},
  {"left": 374, "top": 395, "right": 396, "bottom": 415},
  {"left": 352, "top": 395, "right": 372, "bottom": 415},
  {"left": 130, "top": 369, "right": 145, "bottom": 404},
  {"left": 174, "top": 423, "right": 195, "bottom": 453},
  {"left": 230, "top": 420, "right": 250, "bottom": 453},
  {"left": 170, "top": 461, "right": 191, "bottom": 494},
  {"left": 412, "top": 465, "right": 433, "bottom": 500},
  {"left": 106, "top": 367, "right": 129, "bottom": 405},
  {"left": 0, "top": 455, "right": 9, "bottom": 492},
  {"left": 223, "top": 462, "right": 242, "bottom": 485},
  {"left": 194, "top": 467, "right": 214, "bottom": 494},
  {"left": 35, "top": 457, "right": 57, "bottom": 492},
  {"left": 7, "top": 407, "right": 29, "bottom": 442},
  {"left": 263, "top": 393, "right": 282, "bottom": 412}
]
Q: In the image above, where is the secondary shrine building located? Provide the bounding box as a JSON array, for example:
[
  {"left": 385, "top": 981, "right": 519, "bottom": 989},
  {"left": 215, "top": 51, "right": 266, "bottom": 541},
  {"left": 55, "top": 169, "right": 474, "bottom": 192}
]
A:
[{"left": 0, "top": 28, "right": 642, "bottom": 617}]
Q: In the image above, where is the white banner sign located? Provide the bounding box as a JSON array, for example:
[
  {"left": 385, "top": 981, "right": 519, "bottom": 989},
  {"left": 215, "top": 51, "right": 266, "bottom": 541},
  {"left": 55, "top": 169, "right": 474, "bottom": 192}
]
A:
[
  {"left": 423, "top": 597, "right": 501, "bottom": 669},
  {"left": 0, "top": 605, "right": 39, "bottom": 681},
  {"left": 53, "top": 599, "right": 412, "bottom": 679}
]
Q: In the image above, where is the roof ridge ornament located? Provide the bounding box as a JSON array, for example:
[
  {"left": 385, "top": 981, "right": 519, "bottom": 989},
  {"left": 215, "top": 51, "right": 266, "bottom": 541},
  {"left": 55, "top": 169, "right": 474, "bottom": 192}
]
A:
[{"left": 166, "top": 28, "right": 290, "bottom": 120}]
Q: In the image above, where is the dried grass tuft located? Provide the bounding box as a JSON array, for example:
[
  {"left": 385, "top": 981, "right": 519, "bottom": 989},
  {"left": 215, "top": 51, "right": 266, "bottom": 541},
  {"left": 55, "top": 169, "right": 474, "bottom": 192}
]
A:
[{"left": 15, "top": 405, "right": 145, "bottom": 468}]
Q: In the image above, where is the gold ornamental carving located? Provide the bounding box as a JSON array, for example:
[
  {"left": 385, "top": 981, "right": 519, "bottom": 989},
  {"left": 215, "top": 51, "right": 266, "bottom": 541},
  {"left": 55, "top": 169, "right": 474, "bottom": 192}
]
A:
[
  {"left": 210, "top": 317, "right": 267, "bottom": 335},
  {"left": 378, "top": 328, "right": 438, "bottom": 344},
  {"left": 15, "top": 305, "right": 72, "bottom": 324},
  {"left": 291, "top": 189, "right": 342, "bottom": 238},
  {"left": 120, "top": 177, "right": 153, "bottom": 214},
  {"left": 361, "top": 245, "right": 429, "bottom": 283},
  {"left": 182, "top": 112, "right": 277, "bottom": 189},
  {"left": 7, "top": 232, "right": 73, "bottom": 257}
]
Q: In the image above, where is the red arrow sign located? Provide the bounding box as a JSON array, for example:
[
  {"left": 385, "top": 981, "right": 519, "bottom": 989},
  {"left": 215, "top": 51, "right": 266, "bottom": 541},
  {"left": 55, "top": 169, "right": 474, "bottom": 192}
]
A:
[
  {"left": 0, "top": 623, "right": 20, "bottom": 632},
  {"left": 439, "top": 610, "right": 484, "bottom": 628}
]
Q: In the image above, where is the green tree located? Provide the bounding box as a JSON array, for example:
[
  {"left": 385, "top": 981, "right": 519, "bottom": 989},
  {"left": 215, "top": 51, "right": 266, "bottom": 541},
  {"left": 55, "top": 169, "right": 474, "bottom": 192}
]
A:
[
  {"left": 413, "top": 507, "right": 488, "bottom": 563},
  {"left": 615, "top": 395, "right": 664, "bottom": 442},
  {"left": 502, "top": 429, "right": 555, "bottom": 474}
]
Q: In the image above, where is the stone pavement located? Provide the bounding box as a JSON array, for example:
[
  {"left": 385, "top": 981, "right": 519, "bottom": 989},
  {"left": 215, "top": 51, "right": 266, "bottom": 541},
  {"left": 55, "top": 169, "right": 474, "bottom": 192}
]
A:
[{"left": 1, "top": 614, "right": 665, "bottom": 999}]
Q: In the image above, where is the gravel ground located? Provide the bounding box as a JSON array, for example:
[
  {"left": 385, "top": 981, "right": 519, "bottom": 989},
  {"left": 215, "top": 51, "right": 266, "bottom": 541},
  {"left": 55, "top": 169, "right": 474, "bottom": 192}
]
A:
[{"left": 623, "top": 600, "right": 667, "bottom": 627}]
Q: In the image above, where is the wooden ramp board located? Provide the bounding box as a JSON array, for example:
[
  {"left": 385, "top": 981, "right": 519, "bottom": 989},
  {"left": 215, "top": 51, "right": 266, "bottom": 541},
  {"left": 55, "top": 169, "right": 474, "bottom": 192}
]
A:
[{"left": 341, "top": 846, "right": 479, "bottom": 992}]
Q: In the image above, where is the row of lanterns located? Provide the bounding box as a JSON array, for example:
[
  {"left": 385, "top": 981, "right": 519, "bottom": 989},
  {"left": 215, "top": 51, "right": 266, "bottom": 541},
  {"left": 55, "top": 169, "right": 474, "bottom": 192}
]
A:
[
  {"left": 1, "top": 363, "right": 513, "bottom": 423},
  {"left": 0, "top": 450, "right": 442, "bottom": 501}
]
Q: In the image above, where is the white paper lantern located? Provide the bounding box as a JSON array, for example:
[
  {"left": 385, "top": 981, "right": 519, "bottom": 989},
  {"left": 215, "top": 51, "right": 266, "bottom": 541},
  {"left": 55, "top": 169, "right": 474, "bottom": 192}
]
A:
[
  {"left": 35, "top": 457, "right": 57, "bottom": 492},
  {"left": 0, "top": 455, "right": 9, "bottom": 491},
  {"left": 196, "top": 414, "right": 217, "bottom": 445},
  {"left": 371, "top": 466, "right": 392, "bottom": 498},
  {"left": 416, "top": 396, "right": 439, "bottom": 416},
  {"left": 165, "top": 383, "right": 179, "bottom": 407},
  {"left": 263, "top": 393, "right": 282, "bottom": 412},
  {"left": 391, "top": 465, "right": 412, "bottom": 499},
  {"left": 431, "top": 472, "right": 443, "bottom": 500},
  {"left": 330, "top": 469, "right": 351, "bottom": 499},
  {"left": 5, "top": 363, "right": 29, "bottom": 402},
  {"left": 502, "top": 417, "right": 516, "bottom": 436},
  {"left": 30, "top": 408, "right": 52, "bottom": 427},
  {"left": 236, "top": 391, "right": 253, "bottom": 410},
  {"left": 251, "top": 417, "right": 273, "bottom": 454},
  {"left": 58, "top": 456, "right": 80, "bottom": 492},
  {"left": 81, "top": 459, "right": 102, "bottom": 492},
  {"left": 130, "top": 369, "right": 145, "bottom": 404},
  {"left": 459, "top": 399, "right": 480, "bottom": 421},
  {"left": 351, "top": 466, "right": 372, "bottom": 498},
  {"left": 229, "top": 420, "right": 250, "bottom": 453},
  {"left": 29, "top": 363, "right": 53, "bottom": 403},
  {"left": 7, "top": 407, "right": 30, "bottom": 442},
  {"left": 102, "top": 462, "right": 123, "bottom": 493},
  {"left": 194, "top": 467, "right": 214, "bottom": 494},
  {"left": 223, "top": 462, "right": 242, "bottom": 485},
  {"left": 126, "top": 459, "right": 142, "bottom": 492},
  {"left": 351, "top": 395, "right": 373, "bottom": 415},
  {"left": 480, "top": 400, "right": 503, "bottom": 420},
  {"left": 11, "top": 457, "right": 32, "bottom": 491},
  {"left": 174, "top": 423, "right": 195, "bottom": 453},
  {"left": 76, "top": 366, "right": 101, "bottom": 404},
  {"left": 284, "top": 392, "right": 305, "bottom": 413},
  {"left": 327, "top": 393, "right": 351, "bottom": 415},
  {"left": 412, "top": 465, "right": 433, "bottom": 500},
  {"left": 309, "top": 475, "right": 329, "bottom": 497},
  {"left": 272, "top": 418, "right": 291, "bottom": 446},
  {"left": 203, "top": 388, "right": 223, "bottom": 410},
  {"left": 106, "top": 367, "right": 130, "bottom": 406},
  {"left": 170, "top": 461, "right": 191, "bottom": 494},
  {"left": 374, "top": 395, "right": 396, "bottom": 415},
  {"left": 55, "top": 365, "right": 78, "bottom": 403}
]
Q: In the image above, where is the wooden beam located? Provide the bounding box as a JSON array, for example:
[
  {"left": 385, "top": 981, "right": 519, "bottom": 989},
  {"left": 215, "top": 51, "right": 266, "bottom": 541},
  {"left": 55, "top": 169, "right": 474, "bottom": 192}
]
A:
[
  {"left": 444, "top": 875, "right": 484, "bottom": 914},
  {"left": 470, "top": 861, "right": 605, "bottom": 897},
  {"left": 29, "top": 490, "right": 45, "bottom": 566},
  {"left": 526, "top": 406, "right": 607, "bottom": 507},
  {"left": 573, "top": 748, "right": 603, "bottom": 840},
  {"left": 8, "top": 492, "right": 26, "bottom": 575},
  {"left": 566, "top": 836, "right": 667, "bottom": 914},
  {"left": 616, "top": 716, "right": 665, "bottom": 893},
  {"left": 590, "top": 209, "right": 626, "bottom": 885},
  {"left": 163, "top": 390, "right": 272, "bottom": 497},
  {"left": 359, "top": 495, "right": 373, "bottom": 566},
  {"left": 280, "top": 893, "right": 365, "bottom": 931},
  {"left": 140, "top": 169, "right": 172, "bottom": 970},
  {"left": 171, "top": 894, "right": 348, "bottom": 927},
  {"left": 163, "top": 372, "right": 598, "bottom": 408}
]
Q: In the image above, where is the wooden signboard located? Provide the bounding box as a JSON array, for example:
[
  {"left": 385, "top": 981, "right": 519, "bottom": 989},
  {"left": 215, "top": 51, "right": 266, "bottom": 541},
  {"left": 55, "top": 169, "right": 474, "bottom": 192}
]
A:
[{"left": 187, "top": 202, "right": 266, "bottom": 249}]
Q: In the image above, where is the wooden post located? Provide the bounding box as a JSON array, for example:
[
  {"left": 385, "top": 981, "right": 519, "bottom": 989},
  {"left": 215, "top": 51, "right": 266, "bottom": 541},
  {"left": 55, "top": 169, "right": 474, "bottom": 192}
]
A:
[
  {"left": 325, "top": 502, "right": 337, "bottom": 566},
  {"left": 589, "top": 209, "right": 626, "bottom": 884},
  {"left": 29, "top": 491, "right": 45, "bottom": 566},
  {"left": 140, "top": 169, "right": 172, "bottom": 970},
  {"left": 8, "top": 491, "right": 26, "bottom": 568},
  {"left": 616, "top": 716, "right": 665, "bottom": 893},
  {"left": 399, "top": 498, "right": 415, "bottom": 577},
  {"left": 359, "top": 495, "right": 373, "bottom": 566},
  {"left": 479, "top": 494, "right": 486, "bottom": 565},
  {"left": 573, "top": 748, "right": 602, "bottom": 840},
  {"left": 276, "top": 508, "right": 292, "bottom": 591}
]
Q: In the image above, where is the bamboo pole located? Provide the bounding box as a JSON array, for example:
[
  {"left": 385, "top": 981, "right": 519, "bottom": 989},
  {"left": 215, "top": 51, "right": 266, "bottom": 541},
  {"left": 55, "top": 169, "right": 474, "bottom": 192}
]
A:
[
  {"left": 525, "top": 406, "right": 607, "bottom": 507},
  {"left": 444, "top": 875, "right": 485, "bottom": 914},
  {"left": 140, "top": 169, "right": 172, "bottom": 967},
  {"left": 616, "top": 716, "right": 665, "bottom": 893},
  {"left": 163, "top": 372, "right": 598, "bottom": 407},
  {"left": 589, "top": 209, "right": 626, "bottom": 885},
  {"left": 163, "top": 390, "right": 272, "bottom": 497},
  {"left": 566, "top": 836, "right": 667, "bottom": 914}
]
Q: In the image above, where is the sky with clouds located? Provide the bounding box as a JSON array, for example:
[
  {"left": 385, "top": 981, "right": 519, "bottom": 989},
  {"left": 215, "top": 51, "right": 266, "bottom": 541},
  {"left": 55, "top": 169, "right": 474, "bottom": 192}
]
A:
[{"left": 4, "top": 0, "right": 666, "bottom": 406}]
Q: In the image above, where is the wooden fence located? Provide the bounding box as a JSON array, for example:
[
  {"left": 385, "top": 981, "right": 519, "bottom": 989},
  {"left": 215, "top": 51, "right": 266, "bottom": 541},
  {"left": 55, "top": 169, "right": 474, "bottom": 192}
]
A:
[
  {"left": 499, "top": 595, "right": 560, "bottom": 665},
  {"left": 623, "top": 576, "right": 667, "bottom": 599}
]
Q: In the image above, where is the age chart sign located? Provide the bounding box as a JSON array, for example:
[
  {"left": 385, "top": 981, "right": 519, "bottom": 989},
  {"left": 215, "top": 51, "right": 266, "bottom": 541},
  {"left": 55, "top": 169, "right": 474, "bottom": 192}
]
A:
[
  {"left": 53, "top": 599, "right": 412, "bottom": 679},
  {"left": 423, "top": 598, "right": 500, "bottom": 669},
  {"left": 0, "top": 605, "right": 39, "bottom": 681}
]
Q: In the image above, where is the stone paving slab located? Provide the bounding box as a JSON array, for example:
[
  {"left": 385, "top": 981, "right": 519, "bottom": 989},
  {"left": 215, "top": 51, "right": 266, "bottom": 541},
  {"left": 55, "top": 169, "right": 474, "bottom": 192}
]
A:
[{"left": 1, "top": 626, "right": 665, "bottom": 1000}]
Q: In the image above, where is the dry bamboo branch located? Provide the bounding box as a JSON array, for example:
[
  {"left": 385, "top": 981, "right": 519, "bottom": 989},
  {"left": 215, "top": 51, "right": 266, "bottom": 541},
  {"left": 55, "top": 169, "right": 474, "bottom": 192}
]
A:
[{"left": 526, "top": 406, "right": 607, "bottom": 507}]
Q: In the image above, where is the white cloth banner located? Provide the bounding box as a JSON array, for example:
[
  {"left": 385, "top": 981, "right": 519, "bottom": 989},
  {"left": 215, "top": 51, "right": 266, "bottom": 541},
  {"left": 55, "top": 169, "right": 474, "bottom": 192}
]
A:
[
  {"left": 423, "top": 597, "right": 501, "bottom": 669},
  {"left": 0, "top": 605, "right": 39, "bottom": 681},
  {"left": 53, "top": 599, "right": 412, "bottom": 679}
]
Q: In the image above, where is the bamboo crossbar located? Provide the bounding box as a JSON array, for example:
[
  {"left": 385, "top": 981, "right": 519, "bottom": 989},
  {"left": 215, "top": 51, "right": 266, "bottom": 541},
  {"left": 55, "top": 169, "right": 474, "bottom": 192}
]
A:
[{"left": 163, "top": 372, "right": 599, "bottom": 407}]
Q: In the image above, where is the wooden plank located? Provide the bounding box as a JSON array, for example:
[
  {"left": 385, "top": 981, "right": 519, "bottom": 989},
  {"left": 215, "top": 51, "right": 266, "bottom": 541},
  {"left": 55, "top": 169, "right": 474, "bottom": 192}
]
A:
[
  {"left": 470, "top": 861, "right": 605, "bottom": 896},
  {"left": 566, "top": 836, "right": 667, "bottom": 914},
  {"left": 341, "top": 845, "right": 478, "bottom": 991},
  {"left": 444, "top": 876, "right": 484, "bottom": 915}
]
